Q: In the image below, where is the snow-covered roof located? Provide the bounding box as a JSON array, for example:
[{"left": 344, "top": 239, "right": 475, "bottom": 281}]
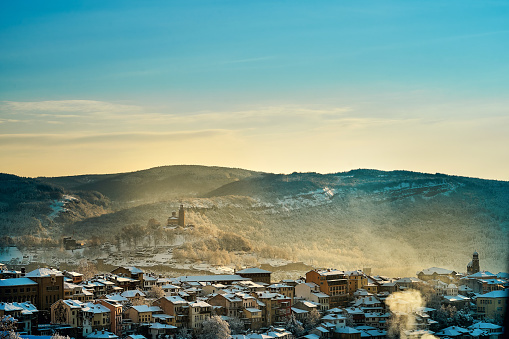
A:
[
  {"left": 0, "top": 303, "right": 23, "bottom": 312},
  {"left": 245, "top": 307, "right": 262, "bottom": 313},
  {"left": 149, "top": 323, "right": 177, "bottom": 329},
  {"left": 496, "top": 272, "right": 509, "bottom": 279},
  {"left": 25, "top": 268, "right": 63, "bottom": 278},
  {"left": 469, "top": 322, "right": 503, "bottom": 330},
  {"left": 86, "top": 330, "right": 118, "bottom": 339},
  {"left": 189, "top": 301, "right": 211, "bottom": 308},
  {"left": 161, "top": 284, "right": 180, "bottom": 289},
  {"left": 417, "top": 267, "right": 454, "bottom": 275},
  {"left": 131, "top": 305, "right": 161, "bottom": 313},
  {"left": 105, "top": 294, "right": 128, "bottom": 302},
  {"left": 435, "top": 326, "right": 468, "bottom": 336},
  {"left": 84, "top": 303, "right": 110, "bottom": 314},
  {"left": 315, "top": 269, "right": 344, "bottom": 276},
  {"left": 63, "top": 299, "right": 87, "bottom": 309},
  {"left": 467, "top": 271, "right": 496, "bottom": 279},
  {"left": 0, "top": 278, "right": 37, "bottom": 286},
  {"left": 291, "top": 307, "right": 308, "bottom": 314},
  {"left": 163, "top": 295, "right": 187, "bottom": 304},
  {"left": 121, "top": 289, "right": 146, "bottom": 298},
  {"left": 311, "top": 292, "right": 330, "bottom": 298},
  {"left": 335, "top": 327, "right": 361, "bottom": 334},
  {"left": 127, "top": 335, "right": 146, "bottom": 339},
  {"left": 123, "top": 266, "right": 143, "bottom": 274},
  {"left": 476, "top": 290, "right": 509, "bottom": 299}
]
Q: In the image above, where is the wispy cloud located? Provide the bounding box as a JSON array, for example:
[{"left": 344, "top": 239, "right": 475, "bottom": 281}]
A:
[{"left": 0, "top": 130, "right": 230, "bottom": 147}]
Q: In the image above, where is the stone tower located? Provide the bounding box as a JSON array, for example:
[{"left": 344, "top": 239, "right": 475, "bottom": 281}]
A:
[
  {"left": 467, "top": 251, "right": 480, "bottom": 275},
  {"left": 178, "top": 204, "right": 185, "bottom": 227}
]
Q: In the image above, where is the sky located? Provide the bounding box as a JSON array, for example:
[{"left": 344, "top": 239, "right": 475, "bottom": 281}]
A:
[{"left": 1, "top": 1, "right": 508, "bottom": 180}]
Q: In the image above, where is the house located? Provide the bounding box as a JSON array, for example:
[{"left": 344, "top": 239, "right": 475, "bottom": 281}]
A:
[
  {"left": 475, "top": 290, "right": 508, "bottom": 321},
  {"left": 152, "top": 296, "right": 189, "bottom": 328},
  {"left": 207, "top": 293, "right": 243, "bottom": 318},
  {"left": 344, "top": 271, "right": 368, "bottom": 295},
  {"left": 110, "top": 267, "right": 144, "bottom": 290},
  {"left": 242, "top": 307, "right": 263, "bottom": 330},
  {"left": 148, "top": 322, "right": 177, "bottom": 339},
  {"left": 63, "top": 271, "right": 84, "bottom": 284},
  {"left": 306, "top": 269, "right": 348, "bottom": 307},
  {"left": 51, "top": 299, "right": 108, "bottom": 337},
  {"left": 252, "top": 292, "right": 291, "bottom": 327},
  {"left": 125, "top": 305, "right": 162, "bottom": 324},
  {"left": 236, "top": 268, "right": 272, "bottom": 284},
  {"left": 94, "top": 299, "right": 123, "bottom": 336},
  {"left": 121, "top": 289, "right": 146, "bottom": 303},
  {"left": 188, "top": 301, "right": 212, "bottom": 330},
  {"left": 25, "top": 268, "right": 64, "bottom": 313},
  {"left": 334, "top": 326, "right": 361, "bottom": 339},
  {"left": 267, "top": 283, "right": 295, "bottom": 302},
  {"left": 0, "top": 301, "right": 39, "bottom": 334},
  {"left": 416, "top": 267, "right": 457, "bottom": 283},
  {"left": 0, "top": 277, "right": 38, "bottom": 305}
]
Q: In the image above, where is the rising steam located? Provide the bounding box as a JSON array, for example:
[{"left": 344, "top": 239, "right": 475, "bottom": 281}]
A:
[{"left": 386, "top": 290, "right": 438, "bottom": 339}]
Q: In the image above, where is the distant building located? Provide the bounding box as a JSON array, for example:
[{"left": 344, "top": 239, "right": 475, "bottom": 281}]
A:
[
  {"left": 236, "top": 267, "right": 272, "bottom": 284},
  {"left": 62, "top": 237, "right": 82, "bottom": 250},
  {"left": 467, "top": 251, "right": 480, "bottom": 275},
  {"left": 416, "top": 267, "right": 457, "bottom": 283},
  {"left": 110, "top": 267, "right": 144, "bottom": 290},
  {"left": 167, "top": 205, "right": 185, "bottom": 227}
]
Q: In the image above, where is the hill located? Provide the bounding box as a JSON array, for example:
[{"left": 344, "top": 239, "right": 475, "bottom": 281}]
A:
[
  {"left": 1, "top": 165, "right": 508, "bottom": 276},
  {"left": 41, "top": 165, "right": 261, "bottom": 204}
]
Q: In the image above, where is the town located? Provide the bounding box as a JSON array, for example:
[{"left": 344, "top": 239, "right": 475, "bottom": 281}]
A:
[{"left": 0, "top": 251, "right": 507, "bottom": 339}]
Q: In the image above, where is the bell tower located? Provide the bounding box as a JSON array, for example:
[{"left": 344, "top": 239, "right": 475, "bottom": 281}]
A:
[
  {"left": 471, "top": 251, "right": 480, "bottom": 274},
  {"left": 467, "top": 251, "right": 480, "bottom": 275}
]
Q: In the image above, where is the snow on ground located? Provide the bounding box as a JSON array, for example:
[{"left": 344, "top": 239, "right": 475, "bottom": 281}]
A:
[{"left": 48, "top": 195, "right": 79, "bottom": 219}]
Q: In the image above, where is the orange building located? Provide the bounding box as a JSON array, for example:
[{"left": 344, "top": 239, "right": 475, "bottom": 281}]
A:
[{"left": 306, "top": 269, "right": 348, "bottom": 307}]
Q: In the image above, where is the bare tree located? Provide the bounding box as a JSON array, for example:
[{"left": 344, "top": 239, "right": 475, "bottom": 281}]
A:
[
  {"left": 77, "top": 259, "right": 98, "bottom": 280},
  {"left": 147, "top": 285, "right": 165, "bottom": 299},
  {"left": 200, "top": 315, "right": 231, "bottom": 339},
  {"left": 0, "top": 316, "right": 20, "bottom": 339},
  {"left": 304, "top": 308, "right": 321, "bottom": 329}
]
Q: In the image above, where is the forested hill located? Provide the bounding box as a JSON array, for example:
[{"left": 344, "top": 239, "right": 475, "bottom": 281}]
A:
[
  {"left": 1, "top": 165, "right": 508, "bottom": 275},
  {"left": 41, "top": 165, "right": 261, "bottom": 203}
]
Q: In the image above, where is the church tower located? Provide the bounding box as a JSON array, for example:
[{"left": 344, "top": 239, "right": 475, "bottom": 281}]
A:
[
  {"left": 178, "top": 204, "right": 185, "bottom": 227},
  {"left": 467, "top": 251, "right": 480, "bottom": 275}
]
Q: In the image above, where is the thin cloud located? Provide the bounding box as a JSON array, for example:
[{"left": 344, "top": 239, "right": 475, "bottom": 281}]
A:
[
  {"left": 0, "top": 130, "right": 231, "bottom": 147},
  {"left": 1, "top": 100, "right": 142, "bottom": 115}
]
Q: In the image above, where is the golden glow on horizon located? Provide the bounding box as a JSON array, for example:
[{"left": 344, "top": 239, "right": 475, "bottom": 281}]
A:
[{"left": 1, "top": 100, "right": 508, "bottom": 180}]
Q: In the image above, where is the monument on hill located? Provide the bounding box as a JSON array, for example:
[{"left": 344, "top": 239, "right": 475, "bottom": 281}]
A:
[{"left": 167, "top": 204, "right": 186, "bottom": 227}]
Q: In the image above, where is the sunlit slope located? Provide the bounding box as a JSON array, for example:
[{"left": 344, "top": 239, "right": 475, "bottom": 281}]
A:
[
  {"left": 43, "top": 165, "right": 261, "bottom": 204},
  {"left": 65, "top": 169, "right": 509, "bottom": 275}
]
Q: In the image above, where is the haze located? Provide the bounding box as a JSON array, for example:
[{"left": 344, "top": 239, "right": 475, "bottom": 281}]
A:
[{"left": 1, "top": 1, "right": 508, "bottom": 179}]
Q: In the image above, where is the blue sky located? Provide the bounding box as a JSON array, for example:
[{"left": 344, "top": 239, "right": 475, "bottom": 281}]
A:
[{"left": 1, "top": 1, "right": 508, "bottom": 178}]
